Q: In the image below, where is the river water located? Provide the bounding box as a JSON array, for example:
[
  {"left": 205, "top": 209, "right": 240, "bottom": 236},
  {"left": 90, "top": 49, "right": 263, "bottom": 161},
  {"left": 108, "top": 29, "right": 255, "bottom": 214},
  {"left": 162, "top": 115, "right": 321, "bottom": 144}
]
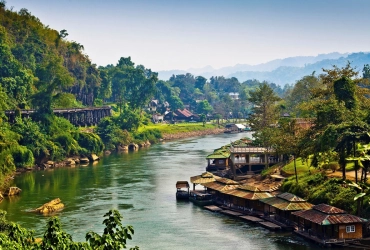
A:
[{"left": 0, "top": 132, "right": 320, "bottom": 249}]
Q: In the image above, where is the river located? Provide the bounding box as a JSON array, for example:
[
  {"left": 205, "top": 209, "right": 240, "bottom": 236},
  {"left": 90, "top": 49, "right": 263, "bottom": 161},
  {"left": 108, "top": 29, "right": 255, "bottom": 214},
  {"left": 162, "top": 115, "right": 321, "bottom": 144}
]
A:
[{"left": 0, "top": 132, "right": 321, "bottom": 249}]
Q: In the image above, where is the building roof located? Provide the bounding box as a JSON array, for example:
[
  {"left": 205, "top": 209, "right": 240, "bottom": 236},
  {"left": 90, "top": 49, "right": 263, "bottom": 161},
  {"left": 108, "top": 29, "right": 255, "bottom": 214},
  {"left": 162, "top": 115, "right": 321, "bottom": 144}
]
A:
[
  {"left": 223, "top": 188, "right": 273, "bottom": 200},
  {"left": 206, "top": 148, "right": 230, "bottom": 159},
  {"left": 203, "top": 182, "right": 239, "bottom": 192},
  {"left": 292, "top": 204, "right": 367, "bottom": 225},
  {"left": 312, "top": 203, "right": 345, "bottom": 214},
  {"left": 259, "top": 193, "right": 313, "bottom": 211},
  {"left": 190, "top": 172, "right": 218, "bottom": 184},
  {"left": 175, "top": 109, "right": 194, "bottom": 118},
  {"left": 277, "top": 192, "right": 307, "bottom": 202},
  {"left": 216, "top": 177, "right": 240, "bottom": 185}
]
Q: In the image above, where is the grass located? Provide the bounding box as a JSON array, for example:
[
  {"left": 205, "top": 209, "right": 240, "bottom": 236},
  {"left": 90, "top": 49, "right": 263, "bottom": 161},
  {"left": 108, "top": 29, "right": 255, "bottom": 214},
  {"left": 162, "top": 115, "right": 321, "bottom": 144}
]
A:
[
  {"left": 281, "top": 157, "right": 356, "bottom": 175},
  {"left": 137, "top": 122, "right": 219, "bottom": 134},
  {"left": 282, "top": 157, "right": 316, "bottom": 175}
]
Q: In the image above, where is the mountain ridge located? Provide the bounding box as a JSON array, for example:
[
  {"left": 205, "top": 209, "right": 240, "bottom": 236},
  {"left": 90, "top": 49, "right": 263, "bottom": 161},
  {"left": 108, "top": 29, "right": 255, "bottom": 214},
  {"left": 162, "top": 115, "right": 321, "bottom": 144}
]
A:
[{"left": 157, "top": 52, "right": 370, "bottom": 85}]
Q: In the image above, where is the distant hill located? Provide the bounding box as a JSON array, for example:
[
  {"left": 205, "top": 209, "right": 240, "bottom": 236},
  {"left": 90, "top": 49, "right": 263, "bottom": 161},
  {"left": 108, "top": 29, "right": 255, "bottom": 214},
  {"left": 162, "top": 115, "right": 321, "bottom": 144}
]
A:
[
  {"left": 157, "top": 52, "right": 370, "bottom": 85},
  {"left": 229, "top": 52, "right": 370, "bottom": 85}
]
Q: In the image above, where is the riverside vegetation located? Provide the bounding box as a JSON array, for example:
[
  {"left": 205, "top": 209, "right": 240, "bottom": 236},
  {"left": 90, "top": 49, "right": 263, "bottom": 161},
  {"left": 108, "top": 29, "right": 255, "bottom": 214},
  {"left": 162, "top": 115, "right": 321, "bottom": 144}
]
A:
[{"left": 2, "top": 1, "right": 370, "bottom": 248}]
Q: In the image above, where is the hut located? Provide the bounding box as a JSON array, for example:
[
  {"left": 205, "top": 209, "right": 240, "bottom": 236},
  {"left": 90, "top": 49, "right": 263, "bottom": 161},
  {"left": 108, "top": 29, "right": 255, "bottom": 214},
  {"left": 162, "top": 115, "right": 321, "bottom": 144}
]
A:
[
  {"left": 202, "top": 177, "right": 240, "bottom": 203},
  {"left": 206, "top": 147, "right": 230, "bottom": 171},
  {"left": 258, "top": 192, "right": 313, "bottom": 225},
  {"left": 222, "top": 184, "right": 273, "bottom": 212},
  {"left": 190, "top": 172, "right": 218, "bottom": 190},
  {"left": 292, "top": 204, "right": 367, "bottom": 241}
]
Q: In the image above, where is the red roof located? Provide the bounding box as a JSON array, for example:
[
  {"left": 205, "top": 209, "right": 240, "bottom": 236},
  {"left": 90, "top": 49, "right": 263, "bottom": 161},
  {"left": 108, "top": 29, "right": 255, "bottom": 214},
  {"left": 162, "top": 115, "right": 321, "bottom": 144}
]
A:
[
  {"left": 175, "top": 109, "right": 193, "bottom": 118},
  {"left": 292, "top": 204, "right": 367, "bottom": 225},
  {"left": 313, "top": 204, "right": 345, "bottom": 214}
]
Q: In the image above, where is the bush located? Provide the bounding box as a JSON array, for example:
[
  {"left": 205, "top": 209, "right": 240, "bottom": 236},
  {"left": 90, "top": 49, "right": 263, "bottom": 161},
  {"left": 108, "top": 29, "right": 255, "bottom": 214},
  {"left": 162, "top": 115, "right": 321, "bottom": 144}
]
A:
[
  {"left": 96, "top": 118, "right": 133, "bottom": 150},
  {"left": 53, "top": 133, "right": 80, "bottom": 156},
  {"left": 11, "top": 145, "right": 34, "bottom": 168},
  {"left": 133, "top": 129, "right": 162, "bottom": 143},
  {"left": 77, "top": 132, "right": 104, "bottom": 154}
]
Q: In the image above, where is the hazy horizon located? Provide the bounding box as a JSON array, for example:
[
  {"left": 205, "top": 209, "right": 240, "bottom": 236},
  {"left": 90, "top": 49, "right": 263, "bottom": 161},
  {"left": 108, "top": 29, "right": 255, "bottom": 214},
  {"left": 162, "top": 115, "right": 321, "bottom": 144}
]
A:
[{"left": 5, "top": 0, "right": 370, "bottom": 71}]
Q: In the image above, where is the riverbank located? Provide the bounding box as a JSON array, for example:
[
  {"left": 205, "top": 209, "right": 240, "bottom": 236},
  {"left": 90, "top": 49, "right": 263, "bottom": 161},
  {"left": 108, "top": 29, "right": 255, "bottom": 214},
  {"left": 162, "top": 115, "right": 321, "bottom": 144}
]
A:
[{"left": 161, "top": 127, "right": 225, "bottom": 140}]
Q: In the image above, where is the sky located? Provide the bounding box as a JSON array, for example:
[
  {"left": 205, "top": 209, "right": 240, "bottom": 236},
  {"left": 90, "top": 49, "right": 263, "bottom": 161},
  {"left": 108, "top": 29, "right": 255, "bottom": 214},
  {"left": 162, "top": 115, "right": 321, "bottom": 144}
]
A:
[{"left": 4, "top": 0, "right": 370, "bottom": 71}]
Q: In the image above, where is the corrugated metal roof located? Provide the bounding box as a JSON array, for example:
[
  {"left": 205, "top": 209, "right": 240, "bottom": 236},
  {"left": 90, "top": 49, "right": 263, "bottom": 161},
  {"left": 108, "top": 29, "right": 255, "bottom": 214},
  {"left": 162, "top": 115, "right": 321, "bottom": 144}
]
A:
[
  {"left": 260, "top": 196, "right": 313, "bottom": 211},
  {"left": 203, "top": 182, "right": 239, "bottom": 192},
  {"left": 312, "top": 204, "right": 345, "bottom": 214},
  {"left": 238, "top": 184, "right": 263, "bottom": 192},
  {"left": 216, "top": 178, "right": 240, "bottom": 185},
  {"left": 223, "top": 189, "right": 273, "bottom": 200},
  {"left": 190, "top": 172, "right": 218, "bottom": 184},
  {"left": 175, "top": 109, "right": 193, "bottom": 118},
  {"left": 292, "top": 208, "right": 367, "bottom": 225},
  {"left": 277, "top": 192, "right": 306, "bottom": 202}
]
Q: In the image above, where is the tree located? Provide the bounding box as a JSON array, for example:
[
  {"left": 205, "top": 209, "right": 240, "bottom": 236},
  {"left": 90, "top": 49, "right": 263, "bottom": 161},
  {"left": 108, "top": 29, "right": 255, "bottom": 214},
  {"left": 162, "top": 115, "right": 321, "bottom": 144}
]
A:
[
  {"left": 247, "top": 82, "right": 281, "bottom": 146},
  {"left": 0, "top": 209, "right": 139, "bottom": 249},
  {"left": 86, "top": 210, "right": 139, "bottom": 250},
  {"left": 285, "top": 74, "right": 321, "bottom": 117},
  {"left": 197, "top": 100, "right": 213, "bottom": 115}
]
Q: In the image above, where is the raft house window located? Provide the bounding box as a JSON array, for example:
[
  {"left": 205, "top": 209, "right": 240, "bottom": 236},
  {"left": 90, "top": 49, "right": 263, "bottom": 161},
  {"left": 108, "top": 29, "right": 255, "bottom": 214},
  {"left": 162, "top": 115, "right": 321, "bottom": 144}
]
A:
[
  {"left": 219, "top": 160, "right": 224, "bottom": 164},
  {"left": 346, "top": 225, "right": 355, "bottom": 233}
]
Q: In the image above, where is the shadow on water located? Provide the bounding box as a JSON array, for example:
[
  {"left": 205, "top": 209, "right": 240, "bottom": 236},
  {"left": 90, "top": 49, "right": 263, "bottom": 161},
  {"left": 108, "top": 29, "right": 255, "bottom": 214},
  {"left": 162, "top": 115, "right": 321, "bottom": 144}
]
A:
[{"left": 0, "top": 132, "right": 325, "bottom": 249}]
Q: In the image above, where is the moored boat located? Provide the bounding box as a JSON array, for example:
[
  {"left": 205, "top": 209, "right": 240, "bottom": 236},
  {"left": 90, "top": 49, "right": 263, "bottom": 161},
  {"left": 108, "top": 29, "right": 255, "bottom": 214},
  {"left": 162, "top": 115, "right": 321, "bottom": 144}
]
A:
[
  {"left": 176, "top": 181, "right": 190, "bottom": 200},
  {"left": 189, "top": 190, "right": 214, "bottom": 206}
]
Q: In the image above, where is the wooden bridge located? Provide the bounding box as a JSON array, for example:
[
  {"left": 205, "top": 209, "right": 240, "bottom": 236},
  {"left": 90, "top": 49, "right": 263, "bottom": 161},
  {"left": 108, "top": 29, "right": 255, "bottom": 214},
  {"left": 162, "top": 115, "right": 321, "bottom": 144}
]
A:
[{"left": 5, "top": 106, "right": 112, "bottom": 126}]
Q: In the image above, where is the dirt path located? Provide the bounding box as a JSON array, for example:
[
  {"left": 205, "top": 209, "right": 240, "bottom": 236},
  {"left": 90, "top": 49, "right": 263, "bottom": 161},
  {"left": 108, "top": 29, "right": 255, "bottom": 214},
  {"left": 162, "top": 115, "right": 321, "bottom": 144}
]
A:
[{"left": 327, "top": 170, "right": 368, "bottom": 182}]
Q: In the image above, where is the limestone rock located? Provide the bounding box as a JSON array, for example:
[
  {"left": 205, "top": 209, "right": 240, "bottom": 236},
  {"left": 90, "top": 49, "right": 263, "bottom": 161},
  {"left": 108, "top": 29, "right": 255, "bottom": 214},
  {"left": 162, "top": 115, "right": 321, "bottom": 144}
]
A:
[
  {"left": 65, "top": 158, "right": 76, "bottom": 165},
  {"left": 117, "top": 145, "right": 128, "bottom": 151},
  {"left": 46, "top": 161, "right": 54, "bottom": 166},
  {"left": 90, "top": 153, "right": 100, "bottom": 161},
  {"left": 33, "top": 198, "right": 64, "bottom": 214},
  {"left": 80, "top": 157, "right": 89, "bottom": 163},
  {"left": 4, "top": 187, "right": 22, "bottom": 196},
  {"left": 104, "top": 150, "right": 111, "bottom": 155}
]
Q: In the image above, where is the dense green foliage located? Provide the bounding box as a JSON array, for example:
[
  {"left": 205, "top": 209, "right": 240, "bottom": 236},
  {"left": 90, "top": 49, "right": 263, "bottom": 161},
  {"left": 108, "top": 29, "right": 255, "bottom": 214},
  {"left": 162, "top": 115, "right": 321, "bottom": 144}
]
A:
[
  {"left": 0, "top": 209, "right": 139, "bottom": 249},
  {"left": 282, "top": 173, "right": 360, "bottom": 214}
]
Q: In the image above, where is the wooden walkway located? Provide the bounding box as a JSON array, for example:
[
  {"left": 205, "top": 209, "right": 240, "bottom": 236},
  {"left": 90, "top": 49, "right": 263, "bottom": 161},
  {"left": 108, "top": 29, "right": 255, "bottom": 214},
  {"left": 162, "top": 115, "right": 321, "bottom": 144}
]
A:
[
  {"left": 201, "top": 204, "right": 282, "bottom": 232},
  {"left": 220, "top": 210, "right": 244, "bottom": 217},
  {"left": 204, "top": 205, "right": 223, "bottom": 212},
  {"left": 240, "top": 215, "right": 264, "bottom": 223},
  {"left": 259, "top": 221, "right": 281, "bottom": 230}
]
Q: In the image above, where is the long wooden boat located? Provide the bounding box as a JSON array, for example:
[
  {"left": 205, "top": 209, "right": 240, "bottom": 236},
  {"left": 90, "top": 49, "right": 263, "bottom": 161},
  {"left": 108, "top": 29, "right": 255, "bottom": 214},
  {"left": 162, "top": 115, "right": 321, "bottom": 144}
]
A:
[{"left": 189, "top": 190, "right": 214, "bottom": 206}]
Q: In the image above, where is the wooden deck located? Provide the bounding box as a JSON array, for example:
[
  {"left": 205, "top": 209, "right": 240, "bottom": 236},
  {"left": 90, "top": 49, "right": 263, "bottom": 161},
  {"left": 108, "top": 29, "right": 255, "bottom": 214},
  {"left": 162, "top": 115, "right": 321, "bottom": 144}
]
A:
[
  {"left": 239, "top": 215, "right": 264, "bottom": 223},
  {"left": 294, "top": 230, "right": 360, "bottom": 247},
  {"left": 204, "top": 205, "right": 223, "bottom": 212},
  {"left": 258, "top": 221, "right": 281, "bottom": 230},
  {"left": 220, "top": 210, "right": 244, "bottom": 217}
]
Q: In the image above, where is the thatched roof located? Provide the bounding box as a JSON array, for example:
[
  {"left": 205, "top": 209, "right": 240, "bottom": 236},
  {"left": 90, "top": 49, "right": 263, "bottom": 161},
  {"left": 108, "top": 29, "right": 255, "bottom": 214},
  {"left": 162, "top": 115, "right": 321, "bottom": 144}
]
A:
[{"left": 190, "top": 172, "right": 218, "bottom": 184}]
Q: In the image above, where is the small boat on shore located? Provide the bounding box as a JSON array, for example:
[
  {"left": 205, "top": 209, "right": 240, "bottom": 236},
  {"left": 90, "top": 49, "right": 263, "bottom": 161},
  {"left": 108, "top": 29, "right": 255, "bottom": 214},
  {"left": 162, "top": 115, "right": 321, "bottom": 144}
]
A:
[
  {"left": 176, "top": 181, "right": 190, "bottom": 200},
  {"left": 189, "top": 190, "right": 214, "bottom": 206}
]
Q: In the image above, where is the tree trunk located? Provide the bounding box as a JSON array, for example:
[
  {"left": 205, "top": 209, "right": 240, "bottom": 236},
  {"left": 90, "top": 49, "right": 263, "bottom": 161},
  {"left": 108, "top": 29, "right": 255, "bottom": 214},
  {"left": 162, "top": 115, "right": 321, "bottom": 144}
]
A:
[{"left": 294, "top": 155, "right": 298, "bottom": 184}]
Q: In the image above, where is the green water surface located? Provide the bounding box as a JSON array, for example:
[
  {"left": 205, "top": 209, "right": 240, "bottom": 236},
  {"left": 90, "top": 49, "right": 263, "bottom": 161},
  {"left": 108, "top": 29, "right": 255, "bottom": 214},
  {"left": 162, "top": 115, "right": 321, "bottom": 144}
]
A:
[{"left": 0, "top": 133, "right": 321, "bottom": 249}]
